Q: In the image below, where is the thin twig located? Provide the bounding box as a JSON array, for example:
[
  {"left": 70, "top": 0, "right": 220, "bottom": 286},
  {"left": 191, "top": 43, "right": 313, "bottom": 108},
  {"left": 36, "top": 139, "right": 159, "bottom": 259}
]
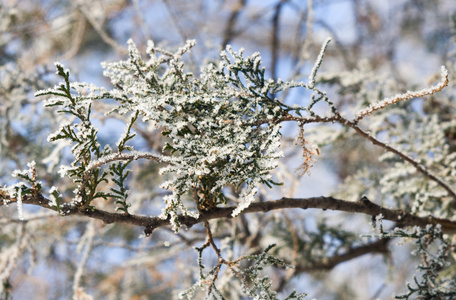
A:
[
  {"left": 204, "top": 220, "right": 222, "bottom": 259},
  {"left": 161, "top": 0, "right": 189, "bottom": 41},
  {"left": 73, "top": 220, "right": 95, "bottom": 299},
  {"left": 132, "top": 0, "right": 151, "bottom": 40},
  {"left": 203, "top": 220, "right": 223, "bottom": 296},
  {"left": 301, "top": 0, "right": 314, "bottom": 63},
  {"left": 281, "top": 0, "right": 314, "bottom": 101},
  {"left": 222, "top": 0, "right": 247, "bottom": 48},
  {"left": 271, "top": 0, "right": 288, "bottom": 81},
  {"left": 308, "top": 37, "right": 331, "bottom": 88},
  {"left": 77, "top": 2, "right": 127, "bottom": 55},
  {"left": 58, "top": 12, "right": 87, "bottom": 60}
]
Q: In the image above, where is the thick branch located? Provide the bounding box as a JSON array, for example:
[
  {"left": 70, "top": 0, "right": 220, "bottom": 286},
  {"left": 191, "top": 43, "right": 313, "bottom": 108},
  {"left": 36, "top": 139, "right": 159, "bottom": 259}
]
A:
[{"left": 7, "top": 194, "right": 456, "bottom": 234}]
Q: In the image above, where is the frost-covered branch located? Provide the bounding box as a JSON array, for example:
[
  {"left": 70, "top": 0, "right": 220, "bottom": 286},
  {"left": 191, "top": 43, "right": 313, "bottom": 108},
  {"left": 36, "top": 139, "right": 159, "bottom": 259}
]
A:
[
  {"left": 4, "top": 2, "right": 456, "bottom": 298},
  {"left": 344, "top": 119, "right": 456, "bottom": 202},
  {"left": 84, "top": 151, "right": 163, "bottom": 173},
  {"left": 308, "top": 37, "right": 331, "bottom": 88},
  {"left": 11, "top": 34, "right": 456, "bottom": 298},
  {"left": 354, "top": 66, "right": 449, "bottom": 122}
]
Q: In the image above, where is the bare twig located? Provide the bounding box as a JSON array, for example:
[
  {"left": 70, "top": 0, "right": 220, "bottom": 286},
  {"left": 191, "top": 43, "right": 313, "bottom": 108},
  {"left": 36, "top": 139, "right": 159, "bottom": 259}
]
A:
[
  {"left": 300, "top": 0, "right": 314, "bottom": 63},
  {"left": 132, "top": 0, "right": 151, "bottom": 40},
  {"left": 271, "top": 0, "right": 288, "bottom": 80},
  {"left": 73, "top": 220, "right": 95, "bottom": 299},
  {"left": 161, "top": 0, "right": 189, "bottom": 41},
  {"left": 222, "top": 0, "right": 247, "bottom": 48},
  {"left": 77, "top": 2, "right": 127, "bottom": 55},
  {"left": 203, "top": 220, "right": 223, "bottom": 295},
  {"left": 294, "top": 237, "right": 390, "bottom": 273},
  {"left": 278, "top": 238, "right": 390, "bottom": 290},
  {"left": 281, "top": 0, "right": 313, "bottom": 101},
  {"left": 59, "top": 12, "right": 87, "bottom": 60},
  {"left": 204, "top": 220, "right": 222, "bottom": 259}
]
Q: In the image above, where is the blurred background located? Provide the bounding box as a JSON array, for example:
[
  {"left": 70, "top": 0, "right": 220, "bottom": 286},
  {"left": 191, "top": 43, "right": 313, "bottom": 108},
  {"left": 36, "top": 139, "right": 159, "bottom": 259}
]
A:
[{"left": 1, "top": 0, "right": 456, "bottom": 299}]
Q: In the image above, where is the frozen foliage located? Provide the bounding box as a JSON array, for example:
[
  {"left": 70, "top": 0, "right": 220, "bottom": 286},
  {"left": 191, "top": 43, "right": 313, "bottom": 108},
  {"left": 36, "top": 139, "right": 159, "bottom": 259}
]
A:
[
  {"left": 378, "top": 114, "right": 456, "bottom": 217},
  {"left": 179, "top": 244, "right": 307, "bottom": 300},
  {"left": 28, "top": 38, "right": 342, "bottom": 298},
  {"left": 34, "top": 39, "right": 325, "bottom": 231},
  {"left": 321, "top": 58, "right": 456, "bottom": 298},
  {"left": 103, "top": 40, "right": 287, "bottom": 226},
  {"left": 5, "top": 17, "right": 452, "bottom": 298},
  {"left": 35, "top": 63, "right": 140, "bottom": 214},
  {"left": 374, "top": 225, "right": 456, "bottom": 299},
  {"left": 329, "top": 61, "right": 456, "bottom": 218}
]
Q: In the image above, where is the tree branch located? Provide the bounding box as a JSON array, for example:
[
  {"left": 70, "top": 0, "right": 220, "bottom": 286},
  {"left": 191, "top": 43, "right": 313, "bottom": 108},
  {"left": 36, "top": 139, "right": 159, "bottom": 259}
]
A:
[
  {"left": 295, "top": 238, "right": 390, "bottom": 273},
  {"left": 280, "top": 110, "right": 456, "bottom": 203},
  {"left": 277, "top": 238, "right": 390, "bottom": 291},
  {"left": 342, "top": 117, "right": 456, "bottom": 202},
  {"left": 77, "top": 3, "right": 127, "bottom": 55},
  {"left": 6, "top": 194, "right": 456, "bottom": 234},
  {"left": 221, "top": 0, "right": 247, "bottom": 48},
  {"left": 271, "top": 0, "right": 288, "bottom": 80}
]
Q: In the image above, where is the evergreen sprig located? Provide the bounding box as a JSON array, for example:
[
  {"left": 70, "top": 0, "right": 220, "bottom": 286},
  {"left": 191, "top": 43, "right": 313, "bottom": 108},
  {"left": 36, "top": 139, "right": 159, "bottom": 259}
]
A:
[
  {"left": 108, "top": 161, "right": 132, "bottom": 213},
  {"left": 35, "top": 39, "right": 328, "bottom": 231},
  {"left": 393, "top": 225, "right": 456, "bottom": 299}
]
